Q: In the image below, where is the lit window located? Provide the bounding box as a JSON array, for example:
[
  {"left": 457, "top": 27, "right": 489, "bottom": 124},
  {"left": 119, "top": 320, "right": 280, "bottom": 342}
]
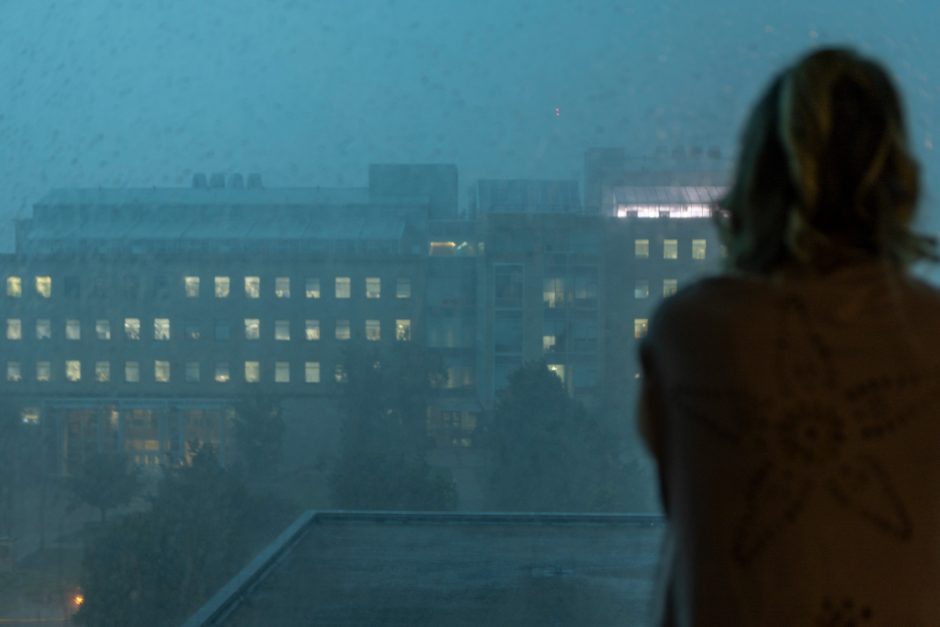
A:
[
  {"left": 244, "top": 318, "right": 260, "bottom": 340},
  {"left": 365, "top": 277, "right": 381, "bottom": 299},
  {"left": 66, "top": 360, "right": 81, "bottom": 382},
  {"left": 154, "top": 360, "right": 170, "bottom": 383},
  {"left": 184, "top": 276, "right": 200, "bottom": 298},
  {"left": 245, "top": 276, "right": 261, "bottom": 298},
  {"left": 214, "top": 320, "right": 230, "bottom": 341},
  {"left": 275, "top": 320, "right": 290, "bottom": 341},
  {"left": 634, "top": 239, "right": 649, "bottom": 259},
  {"left": 395, "top": 319, "right": 411, "bottom": 341},
  {"left": 21, "top": 408, "right": 40, "bottom": 425},
  {"left": 6, "top": 319, "right": 21, "bottom": 340},
  {"left": 215, "top": 276, "right": 230, "bottom": 298},
  {"left": 663, "top": 279, "right": 678, "bottom": 297},
  {"left": 543, "top": 278, "right": 565, "bottom": 308},
  {"left": 35, "top": 276, "right": 52, "bottom": 298},
  {"left": 396, "top": 277, "right": 411, "bottom": 299},
  {"left": 335, "top": 277, "right": 351, "bottom": 299},
  {"left": 154, "top": 318, "right": 170, "bottom": 340},
  {"left": 36, "top": 361, "right": 51, "bottom": 382},
  {"left": 305, "top": 319, "right": 320, "bottom": 341},
  {"left": 96, "top": 320, "right": 111, "bottom": 340},
  {"left": 634, "top": 318, "right": 649, "bottom": 339},
  {"left": 692, "top": 239, "right": 707, "bottom": 260},
  {"left": 125, "top": 361, "right": 140, "bottom": 383},
  {"left": 547, "top": 363, "right": 566, "bottom": 383},
  {"left": 245, "top": 361, "right": 260, "bottom": 383},
  {"left": 305, "top": 277, "right": 321, "bottom": 298},
  {"left": 335, "top": 319, "right": 351, "bottom": 340},
  {"left": 66, "top": 320, "right": 81, "bottom": 340},
  {"left": 215, "top": 362, "right": 230, "bottom": 383},
  {"left": 6, "top": 361, "right": 21, "bottom": 382},
  {"left": 663, "top": 239, "right": 678, "bottom": 260},
  {"left": 334, "top": 364, "right": 348, "bottom": 383},
  {"left": 304, "top": 361, "right": 320, "bottom": 383},
  {"left": 275, "top": 361, "right": 290, "bottom": 383},
  {"left": 634, "top": 280, "right": 650, "bottom": 299},
  {"left": 185, "top": 362, "right": 200, "bottom": 383},
  {"left": 275, "top": 277, "right": 291, "bottom": 298},
  {"left": 124, "top": 318, "right": 141, "bottom": 340},
  {"left": 6, "top": 277, "right": 21, "bottom": 297},
  {"left": 543, "top": 335, "right": 556, "bottom": 352},
  {"left": 365, "top": 320, "right": 381, "bottom": 341},
  {"left": 95, "top": 361, "right": 110, "bottom": 382},
  {"left": 184, "top": 321, "right": 200, "bottom": 340},
  {"left": 36, "top": 319, "right": 51, "bottom": 340}
]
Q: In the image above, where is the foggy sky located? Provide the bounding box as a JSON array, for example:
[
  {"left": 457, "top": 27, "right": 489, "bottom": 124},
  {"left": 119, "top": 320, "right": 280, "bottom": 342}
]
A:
[{"left": 1, "top": 0, "right": 939, "bottom": 251}]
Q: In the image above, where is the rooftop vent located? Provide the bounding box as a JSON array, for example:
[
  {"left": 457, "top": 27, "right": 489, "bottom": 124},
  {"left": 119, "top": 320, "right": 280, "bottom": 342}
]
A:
[
  {"left": 228, "top": 173, "right": 245, "bottom": 189},
  {"left": 192, "top": 173, "right": 208, "bottom": 189},
  {"left": 209, "top": 173, "right": 226, "bottom": 189},
  {"left": 246, "top": 173, "right": 263, "bottom": 189}
]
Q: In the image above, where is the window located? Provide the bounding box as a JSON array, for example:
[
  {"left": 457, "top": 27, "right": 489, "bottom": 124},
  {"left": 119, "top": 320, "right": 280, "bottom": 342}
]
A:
[
  {"left": 152, "top": 275, "right": 169, "bottom": 299},
  {"left": 634, "top": 239, "right": 649, "bottom": 259},
  {"left": 720, "top": 244, "right": 729, "bottom": 259},
  {"left": 634, "top": 279, "right": 650, "bottom": 299},
  {"left": 543, "top": 335, "right": 556, "bottom": 352},
  {"left": 396, "top": 277, "right": 411, "bottom": 299},
  {"left": 125, "top": 361, "right": 140, "bottom": 383},
  {"left": 334, "top": 364, "right": 348, "bottom": 383},
  {"left": 96, "top": 319, "right": 111, "bottom": 340},
  {"left": 634, "top": 318, "right": 649, "bottom": 339},
  {"left": 244, "top": 361, "right": 260, "bottom": 383},
  {"left": 275, "top": 320, "right": 290, "bottom": 341},
  {"left": 21, "top": 408, "right": 40, "bottom": 425},
  {"left": 185, "top": 362, "right": 200, "bottom": 383},
  {"left": 6, "top": 361, "right": 21, "bottom": 382},
  {"left": 692, "top": 239, "right": 707, "bottom": 260},
  {"left": 305, "top": 319, "right": 320, "bottom": 341},
  {"left": 365, "top": 277, "right": 381, "bottom": 299},
  {"left": 6, "top": 319, "right": 21, "bottom": 340},
  {"left": 395, "top": 319, "right": 411, "bottom": 341},
  {"left": 121, "top": 275, "right": 139, "bottom": 298},
  {"left": 663, "top": 279, "right": 678, "bottom": 297},
  {"left": 304, "top": 361, "right": 320, "bottom": 383},
  {"left": 184, "top": 276, "right": 200, "bottom": 297},
  {"left": 64, "top": 276, "right": 81, "bottom": 299},
  {"left": 35, "top": 276, "right": 52, "bottom": 298},
  {"left": 124, "top": 318, "right": 141, "bottom": 340},
  {"left": 95, "top": 361, "right": 110, "bottom": 383},
  {"left": 36, "top": 319, "right": 51, "bottom": 340},
  {"left": 547, "top": 363, "right": 566, "bottom": 383},
  {"left": 154, "top": 318, "right": 170, "bottom": 340},
  {"left": 91, "top": 277, "right": 109, "bottom": 298},
  {"left": 214, "top": 320, "right": 230, "bottom": 341},
  {"left": 245, "top": 276, "right": 261, "bottom": 298},
  {"left": 335, "top": 277, "right": 351, "bottom": 299},
  {"left": 335, "top": 319, "right": 351, "bottom": 340},
  {"left": 275, "top": 277, "right": 291, "bottom": 298},
  {"left": 36, "top": 361, "right": 51, "bottom": 382},
  {"left": 154, "top": 360, "right": 170, "bottom": 383},
  {"left": 663, "top": 239, "right": 678, "bottom": 260},
  {"left": 244, "top": 318, "right": 260, "bottom": 340},
  {"left": 214, "top": 362, "right": 230, "bottom": 383},
  {"left": 305, "top": 277, "right": 320, "bottom": 298},
  {"left": 6, "top": 276, "right": 21, "bottom": 297},
  {"left": 494, "top": 265, "right": 523, "bottom": 307},
  {"left": 275, "top": 361, "right": 290, "bottom": 383},
  {"left": 184, "top": 321, "right": 200, "bottom": 340},
  {"left": 66, "top": 320, "right": 81, "bottom": 340},
  {"left": 543, "top": 278, "right": 565, "bottom": 308},
  {"left": 215, "top": 276, "right": 230, "bottom": 298},
  {"left": 66, "top": 360, "right": 81, "bottom": 382},
  {"left": 365, "top": 319, "right": 381, "bottom": 341}
]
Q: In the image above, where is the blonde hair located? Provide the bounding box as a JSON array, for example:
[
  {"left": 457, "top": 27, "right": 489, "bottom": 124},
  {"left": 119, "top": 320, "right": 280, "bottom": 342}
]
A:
[{"left": 719, "top": 47, "right": 937, "bottom": 274}]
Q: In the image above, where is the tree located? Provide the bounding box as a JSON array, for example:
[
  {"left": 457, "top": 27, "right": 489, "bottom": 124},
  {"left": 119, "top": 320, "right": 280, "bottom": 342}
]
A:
[
  {"left": 68, "top": 452, "right": 140, "bottom": 522},
  {"left": 232, "top": 395, "right": 285, "bottom": 476},
  {"left": 329, "top": 343, "right": 456, "bottom": 510}
]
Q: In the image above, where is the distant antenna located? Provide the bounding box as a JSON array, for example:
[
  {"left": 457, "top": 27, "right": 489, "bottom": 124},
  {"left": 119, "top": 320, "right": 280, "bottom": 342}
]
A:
[
  {"left": 228, "top": 173, "right": 245, "bottom": 189},
  {"left": 247, "top": 173, "right": 263, "bottom": 189},
  {"left": 209, "top": 173, "right": 226, "bottom": 189},
  {"left": 192, "top": 173, "right": 208, "bottom": 189}
]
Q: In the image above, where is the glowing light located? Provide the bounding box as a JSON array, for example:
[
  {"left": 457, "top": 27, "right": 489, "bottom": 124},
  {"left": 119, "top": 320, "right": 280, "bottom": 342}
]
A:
[
  {"left": 616, "top": 204, "right": 713, "bottom": 219},
  {"left": 553, "top": 107, "right": 560, "bottom": 117},
  {"left": 73, "top": 593, "right": 85, "bottom": 608}
]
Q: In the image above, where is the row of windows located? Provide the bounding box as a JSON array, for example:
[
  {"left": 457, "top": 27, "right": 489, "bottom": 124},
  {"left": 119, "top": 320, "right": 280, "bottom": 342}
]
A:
[
  {"left": 4, "top": 318, "right": 413, "bottom": 342},
  {"left": 5, "top": 359, "right": 338, "bottom": 384},
  {"left": 4, "top": 275, "right": 413, "bottom": 300},
  {"left": 633, "top": 239, "right": 710, "bottom": 260},
  {"left": 634, "top": 279, "right": 679, "bottom": 299}
]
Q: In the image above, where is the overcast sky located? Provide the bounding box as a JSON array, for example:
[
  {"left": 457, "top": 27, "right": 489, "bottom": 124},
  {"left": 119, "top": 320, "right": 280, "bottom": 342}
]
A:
[{"left": 0, "top": 0, "right": 938, "bottom": 250}]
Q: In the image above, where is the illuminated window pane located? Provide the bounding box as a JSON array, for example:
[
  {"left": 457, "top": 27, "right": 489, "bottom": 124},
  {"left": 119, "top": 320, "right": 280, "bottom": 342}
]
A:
[
  {"left": 125, "top": 318, "right": 141, "bottom": 340},
  {"left": 334, "top": 364, "right": 348, "bottom": 383},
  {"left": 692, "top": 239, "right": 707, "bottom": 260},
  {"left": 663, "top": 239, "right": 678, "bottom": 260},
  {"left": 663, "top": 279, "right": 678, "bottom": 297},
  {"left": 184, "top": 276, "right": 200, "bottom": 297},
  {"left": 365, "top": 277, "right": 381, "bottom": 299},
  {"left": 275, "top": 277, "right": 291, "bottom": 298},
  {"left": 305, "top": 277, "right": 320, "bottom": 298},
  {"left": 125, "top": 361, "right": 140, "bottom": 383},
  {"left": 543, "top": 278, "right": 565, "bottom": 308},
  {"left": 244, "top": 361, "right": 260, "bottom": 383},
  {"left": 634, "top": 239, "right": 649, "bottom": 259},
  {"left": 36, "top": 319, "right": 51, "bottom": 340},
  {"left": 184, "top": 321, "right": 200, "bottom": 340},
  {"left": 66, "top": 320, "right": 81, "bottom": 340},
  {"left": 154, "top": 360, "right": 170, "bottom": 383},
  {"left": 6, "top": 361, "right": 21, "bottom": 382},
  {"left": 154, "top": 318, "right": 170, "bottom": 340},
  {"left": 244, "top": 276, "right": 261, "bottom": 298},
  {"left": 304, "top": 361, "right": 320, "bottom": 383},
  {"left": 634, "top": 280, "right": 650, "bottom": 299},
  {"left": 244, "top": 318, "right": 260, "bottom": 340},
  {"left": 35, "top": 276, "right": 52, "bottom": 298},
  {"left": 396, "top": 277, "right": 411, "bottom": 299},
  {"left": 95, "top": 361, "right": 110, "bottom": 383},
  {"left": 275, "top": 361, "right": 290, "bottom": 383},
  {"left": 215, "top": 362, "right": 230, "bottom": 383},
  {"left": 215, "top": 276, "right": 230, "bottom": 298},
  {"left": 21, "top": 408, "right": 40, "bottom": 425},
  {"left": 6, "top": 319, "right": 21, "bottom": 340},
  {"left": 185, "top": 362, "right": 200, "bottom": 383},
  {"left": 36, "top": 362, "right": 51, "bottom": 382},
  {"left": 547, "top": 363, "right": 565, "bottom": 383},
  {"left": 365, "top": 319, "right": 381, "bottom": 341},
  {"left": 305, "top": 320, "right": 320, "bottom": 341},
  {"left": 96, "top": 319, "right": 111, "bottom": 340},
  {"left": 275, "top": 320, "right": 290, "bottom": 341},
  {"left": 634, "top": 318, "right": 649, "bottom": 339},
  {"left": 335, "top": 319, "right": 351, "bottom": 340},
  {"left": 543, "top": 335, "right": 556, "bottom": 352},
  {"left": 6, "top": 277, "right": 21, "bottom": 297},
  {"left": 395, "top": 319, "right": 411, "bottom": 341},
  {"left": 66, "top": 360, "right": 81, "bottom": 382},
  {"left": 335, "top": 277, "right": 351, "bottom": 299}
]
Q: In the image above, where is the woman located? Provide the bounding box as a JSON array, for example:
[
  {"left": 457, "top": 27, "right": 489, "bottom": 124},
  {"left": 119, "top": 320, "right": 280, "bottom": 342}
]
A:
[{"left": 639, "top": 47, "right": 940, "bottom": 626}]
